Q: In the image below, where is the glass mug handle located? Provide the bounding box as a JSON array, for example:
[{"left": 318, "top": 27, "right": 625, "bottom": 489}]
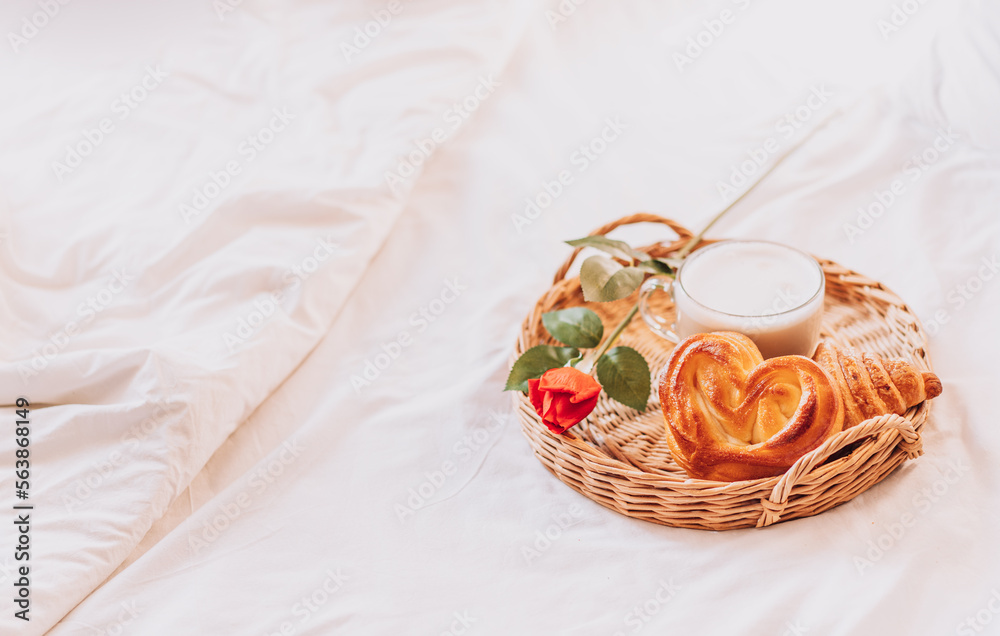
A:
[{"left": 638, "top": 276, "right": 680, "bottom": 343}]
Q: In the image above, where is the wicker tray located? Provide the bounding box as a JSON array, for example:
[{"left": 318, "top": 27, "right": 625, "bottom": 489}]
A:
[{"left": 512, "top": 214, "right": 933, "bottom": 530}]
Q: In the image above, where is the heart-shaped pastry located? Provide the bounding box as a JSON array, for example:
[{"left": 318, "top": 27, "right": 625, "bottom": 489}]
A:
[{"left": 659, "top": 332, "right": 845, "bottom": 482}]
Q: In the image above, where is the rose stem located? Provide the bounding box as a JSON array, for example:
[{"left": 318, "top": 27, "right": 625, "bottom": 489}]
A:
[
  {"left": 576, "top": 304, "right": 639, "bottom": 375},
  {"left": 574, "top": 108, "right": 839, "bottom": 376},
  {"left": 675, "top": 107, "right": 838, "bottom": 259}
]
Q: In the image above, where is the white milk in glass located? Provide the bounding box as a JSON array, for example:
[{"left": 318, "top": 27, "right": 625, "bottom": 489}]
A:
[{"left": 674, "top": 241, "right": 825, "bottom": 359}]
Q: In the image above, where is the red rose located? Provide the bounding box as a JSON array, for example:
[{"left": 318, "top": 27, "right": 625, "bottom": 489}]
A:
[{"left": 528, "top": 367, "right": 602, "bottom": 434}]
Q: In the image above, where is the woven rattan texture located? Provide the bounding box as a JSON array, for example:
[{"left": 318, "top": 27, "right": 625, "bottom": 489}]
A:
[{"left": 512, "top": 214, "right": 933, "bottom": 530}]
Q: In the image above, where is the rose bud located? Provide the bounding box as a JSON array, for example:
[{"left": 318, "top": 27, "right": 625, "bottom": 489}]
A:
[{"left": 527, "top": 367, "right": 602, "bottom": 434}]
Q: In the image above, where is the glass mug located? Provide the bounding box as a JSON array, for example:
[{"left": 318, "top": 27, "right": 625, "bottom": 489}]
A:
[{"left": 638, "top": 240, "right": 826, "bottom": 359}]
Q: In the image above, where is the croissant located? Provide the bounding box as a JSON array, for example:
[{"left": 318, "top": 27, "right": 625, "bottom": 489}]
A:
[
  {"left": 812, "top": 341, "right": 942, "bottom": 429},
  {"left": 659, "top": 332, "right": 844, "bottom": 482}
]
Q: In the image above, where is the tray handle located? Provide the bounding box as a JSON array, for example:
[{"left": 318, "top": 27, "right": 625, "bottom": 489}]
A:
[
  {"left": 756, "top": 413, "right": 922, "bottom": 528},
  {"left": 551, "top": 213, "right": 695, "bottom": 285}
]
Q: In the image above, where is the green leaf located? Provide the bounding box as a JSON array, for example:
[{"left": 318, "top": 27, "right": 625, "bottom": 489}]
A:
[
  {"left": 579, "top": 255, "right": 645, "bottom": 302},
  {"left": 505, "top": 345, "right": 580, "bottom": 393},
  {"left": 596, "top": 346, "right": 651, "bottom": 411},
  {"left": 565, "top": 236, "right": 648, "bottom": 263},
  {"left": 541, "top": 308, "right": 604, "bottom": 348},
  {"left": 636, "top": 259, "right": 675, "bottom": 276}
]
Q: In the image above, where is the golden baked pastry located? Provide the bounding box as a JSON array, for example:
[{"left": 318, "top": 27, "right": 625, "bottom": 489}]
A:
[
  {"left": 813, "top": 341, "right": 942, "bottom": 429},
  {"left": 659, "top": 332, "right": 844, "bottom": 482}
]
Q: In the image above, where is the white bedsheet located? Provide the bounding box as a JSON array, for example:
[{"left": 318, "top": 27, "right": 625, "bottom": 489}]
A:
[{"left": 1, "top": 0, "right": 999, "bottom": 634}]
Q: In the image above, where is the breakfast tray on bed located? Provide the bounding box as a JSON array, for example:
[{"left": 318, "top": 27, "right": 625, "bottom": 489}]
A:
[{"left": 511, "top": 214, "right": 934, "bottom": 530}]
